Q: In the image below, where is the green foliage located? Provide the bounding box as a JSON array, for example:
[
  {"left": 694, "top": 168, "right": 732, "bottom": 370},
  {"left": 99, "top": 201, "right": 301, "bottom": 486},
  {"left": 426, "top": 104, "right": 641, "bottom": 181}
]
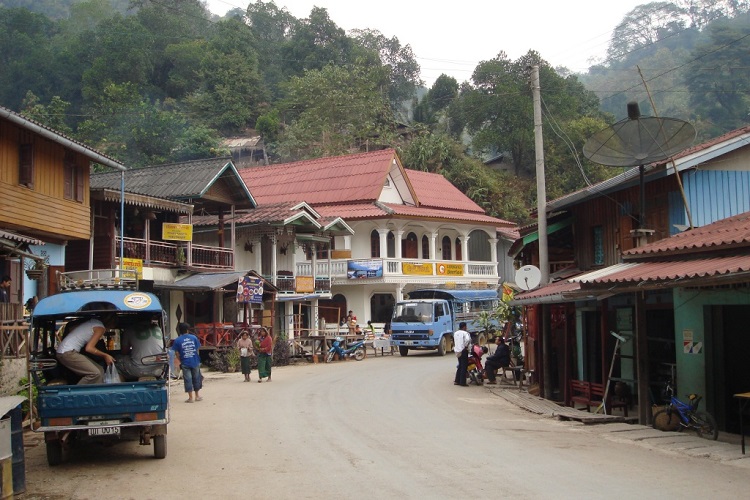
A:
[{"left": 276, "top": 62, "right": 396, "bottom": 159}]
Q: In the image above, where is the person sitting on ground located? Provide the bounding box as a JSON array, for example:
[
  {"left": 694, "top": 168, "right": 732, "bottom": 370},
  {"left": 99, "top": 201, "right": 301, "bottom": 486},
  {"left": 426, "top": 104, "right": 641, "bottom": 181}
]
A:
[
  {"left": 117, "top": 314, "right": 166, "bottom": 381},
  {"left": 484, "top": 336, "right": 511, "bottom": 385},
  {"left": 56, "top": 314, "right": 117, "bottom": 384}
]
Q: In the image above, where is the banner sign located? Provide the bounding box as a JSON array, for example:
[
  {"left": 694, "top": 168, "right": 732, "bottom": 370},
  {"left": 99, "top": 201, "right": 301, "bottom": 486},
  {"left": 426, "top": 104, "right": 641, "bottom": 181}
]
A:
[
  {"left": 347, "top": 259, "right": 383, "bottom": 279},
  {"left": 237, "top": 276, "right": 264, "bottom": 304},
  {"left": 162, "top": 223, "right": 193, "bottom": 241},
  {"left": 121, "top": 258, "right": 143, "bottom": 279},
  {"left": 436, "top": 263, "right": 464, "bottom": 276},
  {"left": 402, "top": 262, "right": 433, "bottom": 275}
]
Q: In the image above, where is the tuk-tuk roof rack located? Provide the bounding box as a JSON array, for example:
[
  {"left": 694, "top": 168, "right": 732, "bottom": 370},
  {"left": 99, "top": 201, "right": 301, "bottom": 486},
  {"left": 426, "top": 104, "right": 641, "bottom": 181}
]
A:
[{"left": 57, "top": 269, "right": 138, "bottom": 291}]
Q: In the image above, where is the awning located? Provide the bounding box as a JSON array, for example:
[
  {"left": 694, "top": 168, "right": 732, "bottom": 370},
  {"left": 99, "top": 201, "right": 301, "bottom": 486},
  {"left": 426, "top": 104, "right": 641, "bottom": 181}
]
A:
[
  {"left": 509, "top": 217, "right": 573, "bottom": 257},
  {"left": 0, "top": 230, "right": 45, "bottom": 261},
  {"left": 154, "top": 272, "right": 248, "bottom": 292},
  {"left": 295, "top": 234, "right": 331, "bottom": 244},
  {"left": 276, "top": 294, "right": 323, "bottom": 302}
]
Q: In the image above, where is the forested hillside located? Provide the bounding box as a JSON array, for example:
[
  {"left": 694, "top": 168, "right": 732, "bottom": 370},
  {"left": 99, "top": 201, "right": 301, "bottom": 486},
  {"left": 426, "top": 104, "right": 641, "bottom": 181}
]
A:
[{"left": 1, "top": 0, "right": 747, "bottom": 225}]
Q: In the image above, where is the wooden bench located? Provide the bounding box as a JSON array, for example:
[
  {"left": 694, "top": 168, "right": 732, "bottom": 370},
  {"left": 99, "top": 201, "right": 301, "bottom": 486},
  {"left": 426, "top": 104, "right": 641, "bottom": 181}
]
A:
[{"left": 570, "top": 380, "right": 628, "bottom": 416}]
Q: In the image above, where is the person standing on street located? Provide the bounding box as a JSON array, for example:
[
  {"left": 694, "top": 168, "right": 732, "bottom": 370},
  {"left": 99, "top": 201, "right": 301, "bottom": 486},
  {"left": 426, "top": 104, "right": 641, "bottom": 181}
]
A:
[
  {"left": 453, "top": 321, "right": 471, "bottom": 386},
  {"left": 173, "top": 322, "right": 203, "bottom": 402},
  {"left": 257, "top": 327, "right": 273, "bottom": 383}
]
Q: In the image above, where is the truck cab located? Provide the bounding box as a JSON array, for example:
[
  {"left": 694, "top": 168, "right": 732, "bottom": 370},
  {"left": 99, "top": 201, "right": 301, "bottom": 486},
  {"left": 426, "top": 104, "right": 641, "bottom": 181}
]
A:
[
  {"left": 390, "top": 289, "right": 500, "bottom": 357},
  {"left": 27, "top": 270, "right": 170, "bottom": 466}
]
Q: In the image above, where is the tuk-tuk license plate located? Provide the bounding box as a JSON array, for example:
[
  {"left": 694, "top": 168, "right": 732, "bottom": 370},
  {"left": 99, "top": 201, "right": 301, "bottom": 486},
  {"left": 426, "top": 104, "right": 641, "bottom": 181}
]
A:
[{"left": 88, "top": 426, "right": 120, "bottom": 436}]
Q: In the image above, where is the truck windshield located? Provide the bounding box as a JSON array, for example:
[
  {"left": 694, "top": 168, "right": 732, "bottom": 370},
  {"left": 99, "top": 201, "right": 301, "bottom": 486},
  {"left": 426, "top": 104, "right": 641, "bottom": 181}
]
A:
[{"left": 392, "top": 302, "right": 433, "bottom": 323}]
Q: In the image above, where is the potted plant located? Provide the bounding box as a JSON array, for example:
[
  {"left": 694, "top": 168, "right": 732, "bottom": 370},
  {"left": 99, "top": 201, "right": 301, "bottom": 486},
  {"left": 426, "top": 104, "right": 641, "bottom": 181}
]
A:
[
  {"left": 226, "top": 347, "right": 241, "bottom": 372},
  {"left": 25, "top": 255, "right": 48, "bottom": 280}
]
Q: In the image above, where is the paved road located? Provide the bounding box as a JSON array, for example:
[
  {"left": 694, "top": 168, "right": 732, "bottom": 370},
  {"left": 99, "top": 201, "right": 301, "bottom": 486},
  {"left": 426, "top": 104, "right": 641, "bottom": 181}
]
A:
[{"left": 20, "top": 352, "right": 750, "bottom": 499}]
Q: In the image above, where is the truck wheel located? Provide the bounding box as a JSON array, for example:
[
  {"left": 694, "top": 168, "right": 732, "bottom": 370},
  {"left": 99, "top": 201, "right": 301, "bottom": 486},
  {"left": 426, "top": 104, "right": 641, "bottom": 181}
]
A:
[
  {"left": 399, "top": 346, "right": 409, "bottom": 357},
  {"left": 46, "top": 439, "right": 63, "bottom": 466},
  {"left": 154, "top": 434, "right": 167, "bottom": 459},
  {"left": 437, "top": 336, "right": 449, "bottom": 356}
]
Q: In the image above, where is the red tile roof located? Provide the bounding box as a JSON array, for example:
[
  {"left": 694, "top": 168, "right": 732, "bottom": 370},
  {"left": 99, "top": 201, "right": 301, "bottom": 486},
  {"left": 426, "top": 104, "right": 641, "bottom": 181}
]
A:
[
  {"left": 381, "top": 203, "right": 514, "bottom": 226},
  {"left": 314, "top": 203, "right": 390, "bottom": 219},
  {"left": 624, "top": 210, "right": 750, "bottom": 258},
  {"left": 239, "top": 149, "right": 397, "bottom": 205},
  {"left": 405, "top": 169, "right": 484, "bottom": 213},
  {"left": 577, "top": 257, "right": 750, "bottom": 285}
]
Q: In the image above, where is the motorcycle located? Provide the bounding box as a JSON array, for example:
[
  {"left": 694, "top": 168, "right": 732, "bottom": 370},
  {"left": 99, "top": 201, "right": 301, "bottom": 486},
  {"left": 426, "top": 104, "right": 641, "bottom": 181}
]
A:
[
  {"left": 467, "top": 343, "right": 487, "bottom": 385},
  {"left": 326, "top": 337, "right": 366, "bottom": 363}
]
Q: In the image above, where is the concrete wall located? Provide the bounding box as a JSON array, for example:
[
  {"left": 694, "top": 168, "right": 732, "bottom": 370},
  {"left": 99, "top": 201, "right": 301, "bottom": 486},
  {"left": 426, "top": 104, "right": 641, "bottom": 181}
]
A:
[{"left": 0, "top": 359, "right": 26, "bottom": 398}]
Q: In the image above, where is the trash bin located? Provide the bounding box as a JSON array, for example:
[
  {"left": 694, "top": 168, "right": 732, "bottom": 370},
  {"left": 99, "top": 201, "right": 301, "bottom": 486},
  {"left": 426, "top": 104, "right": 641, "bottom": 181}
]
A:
[
  {"left": 9, "top": 407, "right": 24, "bottom": 495},
  {"left": 0, "top": 396, "right": 26, "bottom": 498}
]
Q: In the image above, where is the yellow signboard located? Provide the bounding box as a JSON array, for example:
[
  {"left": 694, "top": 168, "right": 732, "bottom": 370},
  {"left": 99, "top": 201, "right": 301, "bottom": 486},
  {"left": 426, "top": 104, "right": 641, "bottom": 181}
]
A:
[
  {"left": 436, "top": 263, "right": 464, "bottom": 276},
  {"left": 296, "top": 275, "right": 314, "bottom": 293},
  {"left": 402, "top": 262, "right": 434, "bottom": 275},
  {"left": 121, "top": 258, "right": 143, "bottom": 279},
  {"left": 162, "top": 223, "right": 193, "bottom": 241}
]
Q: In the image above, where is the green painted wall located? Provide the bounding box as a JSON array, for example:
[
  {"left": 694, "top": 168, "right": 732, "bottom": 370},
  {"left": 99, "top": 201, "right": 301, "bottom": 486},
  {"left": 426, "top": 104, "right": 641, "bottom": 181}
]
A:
[{"left": 673, "top": 287, "right": 750, "bottom": 407}]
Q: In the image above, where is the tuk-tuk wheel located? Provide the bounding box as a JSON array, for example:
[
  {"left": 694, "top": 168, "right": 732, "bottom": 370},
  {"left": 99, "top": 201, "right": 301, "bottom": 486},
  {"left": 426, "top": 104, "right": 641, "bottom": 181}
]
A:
[
  {"left": 46, "top": 439, "right": 63, "bottom": 466},
  {"left": 154, "top": 434, "right": 167, "bottom": 459}
]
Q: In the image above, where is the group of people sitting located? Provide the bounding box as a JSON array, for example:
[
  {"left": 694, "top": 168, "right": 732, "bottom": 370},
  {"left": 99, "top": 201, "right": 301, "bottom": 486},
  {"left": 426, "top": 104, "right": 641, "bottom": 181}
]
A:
[{"left": 55, "top": 313, "right": 166, "bottom": 385}]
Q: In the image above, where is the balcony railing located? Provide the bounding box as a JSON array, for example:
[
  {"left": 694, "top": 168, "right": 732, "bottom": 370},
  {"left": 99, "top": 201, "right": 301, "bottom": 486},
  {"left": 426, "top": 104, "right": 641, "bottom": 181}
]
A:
[
  {"left": 296, "top": 258, "right": 498, "bottom": 280},
  {"left": 116, "top": 237, "right": 234, "bottom": 270}
]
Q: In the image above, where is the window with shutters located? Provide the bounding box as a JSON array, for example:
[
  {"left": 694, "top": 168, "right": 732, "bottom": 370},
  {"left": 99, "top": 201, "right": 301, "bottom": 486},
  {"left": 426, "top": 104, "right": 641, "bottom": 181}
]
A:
[
  {"left": 63, "top": 151, "right": 84, "bottom": 202},
  {"left": 19, "top": 143, "right": 34, "bottom": 188}
]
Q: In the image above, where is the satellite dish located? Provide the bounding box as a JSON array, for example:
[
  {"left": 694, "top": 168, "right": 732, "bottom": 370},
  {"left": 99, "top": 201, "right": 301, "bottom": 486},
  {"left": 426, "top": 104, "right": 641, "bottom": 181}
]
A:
[
  {"left": 583, "top": 103, "right": 696, "bottom": 168},
  {"left": 583, "top": 102, "right": 696, "bottom": 236},
  {"left": 515, "top": 265, "right": 541, "bottom": 291}
]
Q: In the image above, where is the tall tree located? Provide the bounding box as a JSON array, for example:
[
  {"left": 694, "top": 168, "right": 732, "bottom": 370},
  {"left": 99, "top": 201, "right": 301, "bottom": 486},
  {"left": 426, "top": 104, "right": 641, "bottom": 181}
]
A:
[
  {"left": 184, "top": 17, "right": 267, "bottom": 133},
  {"left": 685, "top": 12, "right": 750, "bottom": 136},
  {"left": 280, "top": 7, "right": 354, "bottom": 77},
  {"left": 276, "top": 62, "right": 395, "bottom": 159},
  {"left": 350, "top": 29, "right": 422, "bottom": 110},
  {"left": 246, "top": 0, "right": 298, "bottom": 100},
  {"left": 607, "top": 2, "right": 686, "bottom": 61}
]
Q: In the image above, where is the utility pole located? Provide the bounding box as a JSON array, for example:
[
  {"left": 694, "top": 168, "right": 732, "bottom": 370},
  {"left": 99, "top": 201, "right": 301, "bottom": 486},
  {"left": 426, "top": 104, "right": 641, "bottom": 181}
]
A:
[{"left": 531, "top": 65, "right": 552, "bottom": 399}]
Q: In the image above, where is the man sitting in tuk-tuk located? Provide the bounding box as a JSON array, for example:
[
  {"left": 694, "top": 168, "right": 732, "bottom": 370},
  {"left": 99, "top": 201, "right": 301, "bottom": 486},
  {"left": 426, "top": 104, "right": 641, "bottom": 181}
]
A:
[
  {"left": 117, "top": 313, "right": 166, "bottom": 381},
  {"left": 56, "top": 313, "right": 117, "bottom": 384}
]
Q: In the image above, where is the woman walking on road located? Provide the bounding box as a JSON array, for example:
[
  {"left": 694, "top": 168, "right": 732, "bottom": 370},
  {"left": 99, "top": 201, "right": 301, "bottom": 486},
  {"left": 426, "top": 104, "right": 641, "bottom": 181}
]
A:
[
  {"left": 237, "top": 331, "right": 254, "bottom": 382},
  {"left": 257, "top": 328, "right": 273, "bottom": 383}
]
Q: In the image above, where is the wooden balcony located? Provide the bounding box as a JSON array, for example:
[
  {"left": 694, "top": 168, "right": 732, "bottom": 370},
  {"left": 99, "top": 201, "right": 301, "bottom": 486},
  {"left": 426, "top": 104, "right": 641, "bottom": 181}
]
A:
[{"left": 116, "top": 237, "right": 234, "bottom": 271}]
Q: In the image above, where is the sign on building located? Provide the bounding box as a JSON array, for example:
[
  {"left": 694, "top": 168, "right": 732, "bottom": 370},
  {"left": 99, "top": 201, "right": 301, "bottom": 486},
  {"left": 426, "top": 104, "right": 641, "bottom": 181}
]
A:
[
  {"left": 347, "top": 259, "right": 383, "bottom": 279},
  {"left": 237, "top": 276, "right": 264, "bottom": 304},
  {"left": 162, "top": 223, "right": 193, "bottom": 241}
]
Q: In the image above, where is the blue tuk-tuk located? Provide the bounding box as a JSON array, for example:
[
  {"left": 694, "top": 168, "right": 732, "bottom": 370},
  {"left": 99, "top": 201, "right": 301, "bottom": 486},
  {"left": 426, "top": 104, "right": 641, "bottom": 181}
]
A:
[{"left": 28, "top": 270, "right": 170, "bottom": 465}]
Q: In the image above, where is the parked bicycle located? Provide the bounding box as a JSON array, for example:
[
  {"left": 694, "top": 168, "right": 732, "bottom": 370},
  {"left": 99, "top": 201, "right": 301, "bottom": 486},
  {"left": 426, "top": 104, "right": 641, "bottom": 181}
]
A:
[{"left": 652, "top": 381, "right": 718, "bottom": 440}]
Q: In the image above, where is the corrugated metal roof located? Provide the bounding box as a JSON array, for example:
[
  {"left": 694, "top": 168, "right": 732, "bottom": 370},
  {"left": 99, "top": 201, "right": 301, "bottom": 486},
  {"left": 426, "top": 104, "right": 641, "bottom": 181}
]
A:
[
  {"left": 314, "top": 203, "right": 389, "bottom": 219},
  {"left": 0, "top": 229, "right": 44, "bottom": 245},
  {"left": 579, "top": 257, "right": 750, "bottom": 285},
  {"left": 624, "top": 210, "right": 750, "bottom": 257},
  {"left": 546, "top": 125, "right": 750, "bottom": 212},
  {"left": 405, "top": 169, "right": 485, "bottom": 213},
  {"left": 91, "top": 157, "right": 255, "bottom": 208},
  {"left": 240, "top": 149, "right": 397, "bottom": 205},
  {"left": 572, "top": 263, "right": 641, "bottom": 283},
  {"left": 1, "top": 105, "right": 124, "bottom": 171},
  {"left": 512, "top": 279, "right": 582, "bottom": 303}
]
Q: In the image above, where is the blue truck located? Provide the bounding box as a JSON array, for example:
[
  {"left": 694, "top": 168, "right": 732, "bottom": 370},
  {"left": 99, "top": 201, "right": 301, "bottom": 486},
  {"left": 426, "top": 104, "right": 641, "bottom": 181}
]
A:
[
  {"left": 27, "top": 270, "right": 170, "bottom": 466},
  {"left": 389, "top": 288, "right": 501, "bottom": 356}
]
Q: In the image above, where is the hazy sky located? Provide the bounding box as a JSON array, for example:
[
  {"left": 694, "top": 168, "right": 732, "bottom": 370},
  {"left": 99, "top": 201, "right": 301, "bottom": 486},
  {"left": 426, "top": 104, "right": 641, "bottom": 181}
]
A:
[{"left": 205, "top": 0, "right": 645, "bottom": 86}]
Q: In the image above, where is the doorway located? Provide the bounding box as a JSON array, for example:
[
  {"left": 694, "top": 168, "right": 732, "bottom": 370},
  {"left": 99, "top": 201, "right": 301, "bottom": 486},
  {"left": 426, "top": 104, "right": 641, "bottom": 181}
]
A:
[{"left": 709, "top": 305, "right": 750, "bottom": 433}]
